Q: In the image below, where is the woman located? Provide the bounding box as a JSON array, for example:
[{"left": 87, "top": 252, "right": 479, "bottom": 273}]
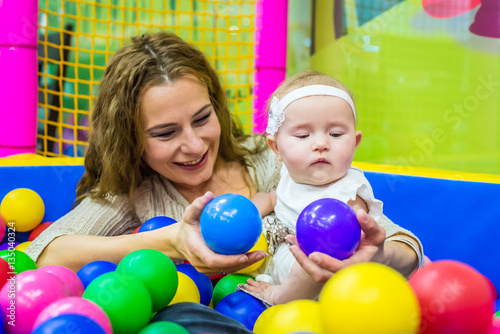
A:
[{"left": 25, "top": 31, "right": 422, "bottom": 332}]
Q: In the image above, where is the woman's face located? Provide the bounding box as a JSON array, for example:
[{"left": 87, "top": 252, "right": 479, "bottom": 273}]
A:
[{"left": 141, "top": 75, "right": 221, "bottom": 189}]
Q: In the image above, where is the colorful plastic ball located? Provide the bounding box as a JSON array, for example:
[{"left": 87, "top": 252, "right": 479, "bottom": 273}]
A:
[
  {"left": 138, "top": 321, "right": 190, "bottom": 334},
  {"left": 215, "top": 291, "right": 267, "bottom": 331},
  {"left": 0, "top": 242, "right": 16, "bottom": 251},
  {"left": 259, "top": 299, "right": 323, "bottom": 334},
  {"left": 409, "top": 260, "right": 494, "bottom": 334},
  {"left": 32, "top": 296, "right": 112, "bottom": 334},
  {"left": 83, "top": 271, "right": 152, "bottom": 334},
  {"left": 138, "top": 216, "right": 177, "bottom": 233},
  {"left": 77, "top": 260, "right": 117, "bottom": 289},
  {"left": 490, "top": 316, "right": 500, "bottom": 334},
  {"left": 0, "top": 188, "right": 45, "bottom": 232},
  {"left": 116, "top": 249, "right": 178, "bottom": 312},
  {"left": 0, "top": 250, "right": 37, "bottom": 274},
  {"left": 212, "top": 273, "right": 254, "bottom": 308},
  {"left": 200, "top": 193, "right": 262, "bottom": 255},
  {"left": 296, "top": 198, "right": 361, "bottom": 260},
  {"left": 0, "top": 258, "right": 14, "bottom": 290},
  {"left": 176, "top": 263, "right": 213, "bottom": 306},
  {"left": 0, "top": 269, "right": 71, "bottom": 334},
  {"left": 14, "top": 241, "right": 30, "bottom": 252},
  {"left": 28, "top": 222, "right": 53, "bottom": 241},
  {"left": 168, "top": 272, "right": 200, "bottom": 305},
  {"left": 320, "top": 262, "right": 420, "bottom": 334},
  {"left": 236, "top": 233, "right": 268, "bottom": 274},
  {"left": 253, "top": 305, "right": 284, "bottom": 334},
  {"left": 263, "top": 299, "right": 322, "bottom": 334},
  {"left": 32, "top": 314, "right": 106, "bottom": 334},
  {"left": 39, "top": 265, "right": 85, "bottom": 296}
]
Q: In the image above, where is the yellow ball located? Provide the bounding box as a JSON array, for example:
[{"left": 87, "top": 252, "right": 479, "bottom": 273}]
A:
[
  {"left": 320, "top": 262, "right": 420, "bottom": 334},
  {"left": 253, "top": 304, "right": 284, "bottom": 334},
  {"left": 236, "top": 233, "right": 268, "bottom": 274},
  {"left": 262, "top": 300, "right": 323, "bottom": 334},
  {"left": 15, "top": 241, "right": 31, "bottom": 252},
  {"left": 168, "top": 272, "right": 200, "bottom": 305},
  {"left": 1, "top": 188, "right": 45, "bottom": 232}
]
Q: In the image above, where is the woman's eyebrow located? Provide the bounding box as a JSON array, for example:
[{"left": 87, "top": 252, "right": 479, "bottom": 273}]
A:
[{"left": 146, "top": 104, "right": 212, "bottom": 133}]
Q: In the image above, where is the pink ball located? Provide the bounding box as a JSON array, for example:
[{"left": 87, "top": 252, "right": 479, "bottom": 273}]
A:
[
  {"left": 0, "top": 270, "right": 70, "bottom": 334},
  {"left": 489, "top": 316, "right": 500, "bottom": 334},
  {"left": 39, "top": 265, "right": 84, "bottom": 297},
  {"left": 33, "top": 296, "right": 112, "bottom": 334}
]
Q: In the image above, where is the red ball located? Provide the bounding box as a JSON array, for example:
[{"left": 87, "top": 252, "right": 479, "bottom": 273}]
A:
[
  {"left": 28, "top": 221, "right": 53, "bottom": 241},
  {"left": 0, "top": 258, "right": 14, "bottom": 290},
  {"left": 409, "top": 260, "right": 495, "bottom": 334}
]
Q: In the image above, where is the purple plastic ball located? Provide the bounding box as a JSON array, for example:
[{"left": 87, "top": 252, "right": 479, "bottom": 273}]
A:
[{"left": 296, "top": 198, "right": 361, "bottom": 260}]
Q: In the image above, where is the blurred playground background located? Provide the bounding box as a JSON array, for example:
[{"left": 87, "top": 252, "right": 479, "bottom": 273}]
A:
[
  {"left": 5, "top": 0, "right": 494, "bottom": 175},
  {"left": 1, "top": 0, "right": 500, "bottom": 303}
]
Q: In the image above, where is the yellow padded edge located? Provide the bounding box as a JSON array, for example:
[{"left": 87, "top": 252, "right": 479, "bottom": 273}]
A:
[
  {"left": 1, "top": 154, "right": 498, "bottom": 184},
  {"left": 353, "top": 161, "right": 500, "bottom": 184},
  {"left": 0, "top": 154, "right": 84, "bottom": 166}
]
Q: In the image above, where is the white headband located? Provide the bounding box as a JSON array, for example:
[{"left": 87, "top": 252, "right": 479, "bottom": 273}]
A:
[{"left": 266, "top": 84, "right": 356, "bottom": 135}]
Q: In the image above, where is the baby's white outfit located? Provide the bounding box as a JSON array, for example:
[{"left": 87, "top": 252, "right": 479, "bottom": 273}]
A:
[{"left": 257, "top": 165, "right": 383, "bottom": 284}]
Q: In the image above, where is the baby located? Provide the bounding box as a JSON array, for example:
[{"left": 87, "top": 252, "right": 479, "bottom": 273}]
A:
[{"left": 244, "top": 70, "right": 383, "bottom": 305}]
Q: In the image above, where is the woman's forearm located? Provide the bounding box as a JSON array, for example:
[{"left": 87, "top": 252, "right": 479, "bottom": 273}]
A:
[
  {"left": 374, "top": 239, "right": 419, "bottom": 278},
  {"left": 36, "top": 226, "right": 181, "bottom": 272}
]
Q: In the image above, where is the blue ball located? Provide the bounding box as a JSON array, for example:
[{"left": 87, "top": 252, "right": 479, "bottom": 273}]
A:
[
  {"left": 200, "top": 193, "right": 262, "bottom": 255},
  {"left": 138, "top": 216, "right": 177, "bottom": 233},
  {"left": 176, "top": 263, "right": 213, "bottom": 306},
  {"left": 32, "top": 314, "right": 106, "bottom": 334},
  {"left": 215, "top": 291, "right": 267, "bottom": 331},
  {"left": 77, "top": 260, "right": 117, "bottom": 289}
]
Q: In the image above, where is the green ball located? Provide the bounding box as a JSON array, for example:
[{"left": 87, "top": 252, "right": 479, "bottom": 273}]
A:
[
  {"left": 83, "top": 271, "right": 152, "bottom": 334},
  {"left": 212, "top": 274, "right": 254, "bottom": 308},
  {"left": 138, "top": 321, "right": 190, "bottom": 334},
  {"left": 0, "top": 250, "right": 37, "bottom": 274},
  {"left": 116, "top": 249, "right": 178, "bottom": 312}
]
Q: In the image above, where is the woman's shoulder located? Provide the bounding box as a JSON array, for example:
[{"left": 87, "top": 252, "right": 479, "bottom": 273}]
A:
[
  {"left": 241, "top": 135, "right": 282, "bottom": 192},
  {"left": 242, "top": 136, "right": 280, "bottom": 168}
]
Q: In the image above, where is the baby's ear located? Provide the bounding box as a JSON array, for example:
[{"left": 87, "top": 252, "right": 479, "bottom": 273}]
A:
[
  {"left": 266, "top": 135, "right": 282, "bottom": 161},
  {"left": 354, "top": 131, "right": 362, "bottom": 150}
]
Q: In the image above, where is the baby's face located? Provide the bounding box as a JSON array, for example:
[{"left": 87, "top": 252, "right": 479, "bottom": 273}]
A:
[{"left": 269, "top": 95, "right": 361, "bottom": 186}]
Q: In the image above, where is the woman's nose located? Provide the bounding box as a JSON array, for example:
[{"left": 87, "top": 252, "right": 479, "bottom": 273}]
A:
[{"left": 181, "top": 127, "right": 203, "bottom": 153}]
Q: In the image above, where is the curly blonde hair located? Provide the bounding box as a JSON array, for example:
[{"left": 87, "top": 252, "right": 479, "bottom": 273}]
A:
[{"left": 77, "top": 31, "right": 265, "bottom": 204}]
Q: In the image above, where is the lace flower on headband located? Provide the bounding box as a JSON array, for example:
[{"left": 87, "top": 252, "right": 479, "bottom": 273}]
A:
[
  {"left": 266, "top": 96, "right": 284, "bottom": 136},
  {"left": 265, "top": 84, "right": 356, "bottom": 136}
]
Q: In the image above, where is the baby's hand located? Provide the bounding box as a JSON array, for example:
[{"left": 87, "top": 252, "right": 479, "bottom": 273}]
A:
[{"left": 243, "top": 278, "right": 280, "bottom": 305}]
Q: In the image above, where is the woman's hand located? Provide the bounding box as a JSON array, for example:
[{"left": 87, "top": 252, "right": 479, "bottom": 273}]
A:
[
  {"left": 287, "top": 210, "right": 386, "bottom": 283},
  {"left": 174, "top": 191, "right": 267, "bottom": 275}
]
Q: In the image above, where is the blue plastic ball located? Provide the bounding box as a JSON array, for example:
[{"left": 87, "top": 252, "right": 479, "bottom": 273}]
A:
[
  {"left": 176, "top": 263, "right": 213, "bottom": 306},
  {"left": 138, "top": 216, "right": 177, "bottom": 233},
  {"left": 32, "top": 314, "right": 106, "bottom": 334},
  {"left": 215, "top": 291, "right": 267, "bottom": 331},
  {"left": 296, "top": 198, "right": 361, "bottom": 260},
  {"left": 200, "top": 193, "right": 262, "bottom": 255},
  {"left": 77, "top": 260, "right": 117, "bottom": 289}
]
